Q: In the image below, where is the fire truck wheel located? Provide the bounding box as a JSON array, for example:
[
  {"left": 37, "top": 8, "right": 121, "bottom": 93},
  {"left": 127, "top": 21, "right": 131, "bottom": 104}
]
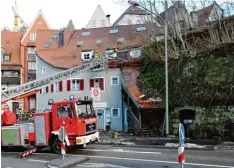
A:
[{"left": 51, "top": 137, "right": 68, "bottom": 154}]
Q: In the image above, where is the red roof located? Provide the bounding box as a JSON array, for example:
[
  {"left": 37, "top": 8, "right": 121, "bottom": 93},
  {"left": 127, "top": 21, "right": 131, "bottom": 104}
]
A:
[
  {"left": 36, "top": 24, "right": 155, "bottom": 69},
  {"left": 1, "top": 31, "right": 23, "bottom": 65}
]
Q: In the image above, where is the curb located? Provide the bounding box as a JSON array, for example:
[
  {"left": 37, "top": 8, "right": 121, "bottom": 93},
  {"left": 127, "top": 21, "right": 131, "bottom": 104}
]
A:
[
  {"left": 46, "top": 156, "right": 89, "bottom": 168},
  {"left": 97, "top": 142, "right": 216, "bottom": 151}
]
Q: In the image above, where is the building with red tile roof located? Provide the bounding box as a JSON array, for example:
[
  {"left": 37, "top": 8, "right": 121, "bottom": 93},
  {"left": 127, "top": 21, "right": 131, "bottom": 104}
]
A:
[
  {"left": 20, "top": 10, "right": 50, "bottom": 112},
  {"left": 1, "top": 31, "right": 23, "bottom": 113},
  {"left": 35, "top": 24, "right": 162, "bottom": 132}
]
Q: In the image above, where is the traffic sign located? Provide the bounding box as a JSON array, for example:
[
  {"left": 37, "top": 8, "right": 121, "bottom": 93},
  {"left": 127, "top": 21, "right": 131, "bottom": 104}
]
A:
[
  {"left": 91, "top": 88, "right": 100, "bottom": 101},
  {"left": 179, "top": 123, "right": 185, "bottom": 145},
  {"left": 58, "top": 126, "right": 66, "bottom": 142}
]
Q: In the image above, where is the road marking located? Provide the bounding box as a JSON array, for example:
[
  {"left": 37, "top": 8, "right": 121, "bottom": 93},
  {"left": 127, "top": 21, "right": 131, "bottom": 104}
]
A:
[
  {"left": 71, "top": 155, "right": 234, "bottom": 168},
  {"left": 28, "top": 159, "right": 49, "bottom": 163},
  {"left": 3, "top": 152, "right": 234, "bottom": 168},
  {"left": 77, "top": 163, "right": 129, "bottom": 168},
  {"left": 80, "top": 149, "right": 162, "bottom": 155}
]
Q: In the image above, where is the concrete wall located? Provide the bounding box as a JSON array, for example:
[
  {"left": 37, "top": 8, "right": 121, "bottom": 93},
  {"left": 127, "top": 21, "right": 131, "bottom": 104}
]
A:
[{"left": 36, "top": 56, "right": 123, "bottom": 131}]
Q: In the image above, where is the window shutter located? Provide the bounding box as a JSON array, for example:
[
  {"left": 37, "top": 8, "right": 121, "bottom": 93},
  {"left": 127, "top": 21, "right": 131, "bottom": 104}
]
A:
[
  {"left": 80, "top": 79, "right": 84, "bottom": 91},
  {"left": 40, "top": 89, "right": 42, "bottom": 94},
  {"left": 99, "top": 78, "right": 104, "bottom": 90},
  {"left": 59, "top": 81, "right": 63, "bottom": 92},
  {"left": 89, "top": 79, "right": 94, "bottom": 90},
  {"left": 67, "top": 80, "right": 71, "bottom": 91},
  {"left": 46, "top": 86, "right": 49, "bottom": 93},
  {"left": 51, "top": 84, "right": 54, "bottom": 93}
]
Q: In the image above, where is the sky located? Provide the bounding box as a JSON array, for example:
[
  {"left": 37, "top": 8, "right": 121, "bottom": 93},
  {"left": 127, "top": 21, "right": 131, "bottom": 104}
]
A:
[
  {"left": 0, "top": 0, "right": 233, "bottom": 30},
  {"left": 0, "top": 0, "right": 131, "bottom": 30}
]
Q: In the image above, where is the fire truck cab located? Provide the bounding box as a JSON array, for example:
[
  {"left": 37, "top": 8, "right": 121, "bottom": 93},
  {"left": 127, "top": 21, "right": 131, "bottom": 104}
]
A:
[{"left": 1, "top": 98, "right": 99, "bottom": 154}]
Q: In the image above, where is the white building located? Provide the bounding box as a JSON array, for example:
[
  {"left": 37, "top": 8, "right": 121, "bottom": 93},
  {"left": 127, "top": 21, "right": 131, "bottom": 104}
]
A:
[
  {"left": 86, "top": 5, "right": 111, "bottom": 28},
  {"left": 112, "top": 5, "right": 159, "bottom": 26}
]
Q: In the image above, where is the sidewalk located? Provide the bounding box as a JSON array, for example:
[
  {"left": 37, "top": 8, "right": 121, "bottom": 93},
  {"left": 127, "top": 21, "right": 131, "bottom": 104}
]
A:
[{"left": 97, "top": 132, "right": 234, "bottom": 150}]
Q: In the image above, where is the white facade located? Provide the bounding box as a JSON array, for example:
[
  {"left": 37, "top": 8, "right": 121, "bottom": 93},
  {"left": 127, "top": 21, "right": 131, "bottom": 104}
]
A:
[
  {"left": 116, "top": 14, "right": 155, "bottom": 25},
  {"left": 86, "top": 5, "right": 111, "bottom": 28}
]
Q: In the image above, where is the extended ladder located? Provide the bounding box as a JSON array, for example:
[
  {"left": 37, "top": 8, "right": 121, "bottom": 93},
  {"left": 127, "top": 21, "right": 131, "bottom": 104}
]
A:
[{"left": 1, "top": 58, "right": 107, "bottom": 102}]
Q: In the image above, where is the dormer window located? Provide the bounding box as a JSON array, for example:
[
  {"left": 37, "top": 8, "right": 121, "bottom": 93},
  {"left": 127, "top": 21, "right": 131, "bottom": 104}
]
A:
[
  {"left": 130, "top": 48, "right": 141, "bottom": 58},
  {"left": 136, "top": 26, "right": 146, "bottom": 32},
  {"left": 3, "top": 54, "right": 10, "bottom": 62},
  {"left": 81, "top": 51, "right": 93, "bottom": 61},
  {"left": 117, "top": 37, "right": 124, "bottom": 42},
  {"left": 82, "top": 31, "right": 91, "bottom": 36},
  {"left": 109, "top": 29, "right": 118, "bottom": 34},
  {"left": 97, "top": 39, "right": 102, "bottom": 44},
  {"left": 52, "top": 34, "right": 58, "bottom": 39},
  {"left": 105, "top": 49, "right": 117, "bottom": 60},
  {"left": 44, "top": 42, "right": 51, "bottom": 48},
  {"left": 77, "top": 41, "right": 84, "bottom": 46}
]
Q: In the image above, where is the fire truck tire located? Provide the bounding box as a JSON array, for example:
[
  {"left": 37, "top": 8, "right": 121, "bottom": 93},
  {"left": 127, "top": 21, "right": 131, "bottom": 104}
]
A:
[{"left": 51, "top": 137, "right": 68, "bottom": 154}]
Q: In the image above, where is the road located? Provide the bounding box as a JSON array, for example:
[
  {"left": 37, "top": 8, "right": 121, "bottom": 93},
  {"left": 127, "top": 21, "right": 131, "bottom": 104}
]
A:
[{"left": 2, "top": 144, "right": 234, "bottom": 168}]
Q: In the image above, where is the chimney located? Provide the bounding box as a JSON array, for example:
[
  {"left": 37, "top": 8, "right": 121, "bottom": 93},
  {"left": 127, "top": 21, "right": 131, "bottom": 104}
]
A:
[
  {"left": 106, "top": 14, "right": 110, "bottom": 23},
  {"left": 58, "top": 28, "right": 64, "bottom": 47}
]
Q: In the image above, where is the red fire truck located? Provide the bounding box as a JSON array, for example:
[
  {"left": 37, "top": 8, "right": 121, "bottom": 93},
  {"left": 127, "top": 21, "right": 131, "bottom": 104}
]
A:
[{"left": 1, "top": 59, "right": 105, "bottom": 154}]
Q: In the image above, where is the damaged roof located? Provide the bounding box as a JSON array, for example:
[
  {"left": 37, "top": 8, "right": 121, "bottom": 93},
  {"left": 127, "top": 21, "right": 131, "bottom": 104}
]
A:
[{"left": 36, "top": 24, "right": 159, "bottom": 69}]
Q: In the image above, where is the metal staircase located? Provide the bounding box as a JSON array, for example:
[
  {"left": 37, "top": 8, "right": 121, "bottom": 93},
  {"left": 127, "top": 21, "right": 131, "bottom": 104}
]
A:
[{"left": 1, "top": 57, "right": 107, "bottom": 102}]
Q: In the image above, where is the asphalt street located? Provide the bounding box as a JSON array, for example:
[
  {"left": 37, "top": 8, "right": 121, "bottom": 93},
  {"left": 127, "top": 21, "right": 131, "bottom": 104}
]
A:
[{"left": 1, "top": 144, "right": 234, "bottom": 168}]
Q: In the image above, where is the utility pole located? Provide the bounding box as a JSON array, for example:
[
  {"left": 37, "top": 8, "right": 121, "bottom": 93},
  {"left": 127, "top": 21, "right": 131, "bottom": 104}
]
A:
[{"left": 164, "top": 0, "right": 169, "bottom": 135}]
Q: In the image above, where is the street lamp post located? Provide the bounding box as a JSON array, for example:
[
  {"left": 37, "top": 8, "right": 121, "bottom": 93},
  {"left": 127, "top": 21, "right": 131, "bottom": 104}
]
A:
[{"left": 128, "top": 0, "right": 169, "bottom": 135}]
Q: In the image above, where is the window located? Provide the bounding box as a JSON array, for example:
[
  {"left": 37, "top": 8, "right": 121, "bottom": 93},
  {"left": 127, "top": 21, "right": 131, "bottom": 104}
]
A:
[
  {"left": 51, "top": 81, "right": 62, "bottom": 93},
  {"left": 5, "top": 40, "right": 10, "bottom": 44},
  {"left": 42, "top": 67, "right": 46, "bottom": 74},
  {"left": 28, "top": 47, "right": 36, "bottom": 54},
  {"left": 30, "top": 33, "right": 36, "bottom": 41},
  {"left": 111, "top": 76, "right": 119, "bottom": 85},
  {"left": 117, "top": 37, "right": 124, "bottom": 42},
  {"left": 101, "top": 20, "right": 105, "bottom": 26},
  {"left": 84, "top": 53, "right": 90, "bottom": 60},
  {"left": 82, "top": 31, "right": 91, "bottom": 36},
  {"left": 92, "top": 20, "right": 96, "bottom": 27},
  {"left": 136, "top": 26, "right": 146, "bottom": 32},
  {"left": 90, "top": 78, "right": 104, "bottom": 91},
  {"left": 38, "top": 21, "right": 42, "bottom": 25},
  {"left": 136, "top": 20, "right": 141, "bottom": 24},
  {"left": 44, "top": 42, "right": 51, "bottom": 48},
  {"left": 75, "top": 102, "right": 95, "bottom": 118},
  {"left": 96, "top": 39, "right": 102, "bottom": 44},
  {"left": 109, "top": 29, "right": 118, "bottom": 34},
  {"left": 81, "top": 51, "right": 92, "bottom": 61},
  {"left": 127, "top": 20, "right": 132, "bottom": 25},
  {"left": 57, "top": 104, "right": 74, "bottom": 118},
  {"left": 71, "top": 79, "right": 84, "bottom": 91},
  {"left": 53, "top": 34, "right": 58, "bottom": 39},
  {"left": 3, "top": 55, "right": 10, "bottom": 62},
  {"left": 77, "top": 41, "right": 84, "bottom": 46},
  {"left": 28, "top": 62, "right": 36, "bottom": 70},
  {"left": 3, "top": 71, "right": 18, "bottom": 77},
  {"left": 27, "top": 54, "right": 36, "bottom": 61},
  {"left": 112, "top": 108, "right": 120, "bottom": 118},
  {"left": 41, "top": 87, "right": 46, "bottom": 94}
]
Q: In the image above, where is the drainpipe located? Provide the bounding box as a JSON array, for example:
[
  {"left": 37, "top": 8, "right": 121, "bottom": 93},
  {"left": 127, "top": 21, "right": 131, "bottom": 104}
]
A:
[{"left": 121, "top": 88, "right": 124, "bottom": 131}]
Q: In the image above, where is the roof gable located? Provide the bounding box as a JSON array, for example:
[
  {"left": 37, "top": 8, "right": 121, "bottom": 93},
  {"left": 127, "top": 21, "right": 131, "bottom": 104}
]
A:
[
  {"left": 86, "top": 5, "right": 111, "bottom": 28},
  {"left": 21, "top": 10, "right": 51, "bottom": 45},
  {"left": 113, "top": 5, "right": 150, "bottom": 26}
]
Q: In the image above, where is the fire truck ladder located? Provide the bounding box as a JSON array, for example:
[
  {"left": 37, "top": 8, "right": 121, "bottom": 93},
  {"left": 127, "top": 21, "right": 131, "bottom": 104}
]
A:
[{"left": 1, "top": 58, "right": 107, "bottom": 102}]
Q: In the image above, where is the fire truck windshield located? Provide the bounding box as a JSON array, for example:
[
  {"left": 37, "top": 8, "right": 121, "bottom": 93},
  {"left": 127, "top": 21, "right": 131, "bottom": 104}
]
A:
[{"left": 75, "top": 102, "right": 95, "bottom": 118}]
